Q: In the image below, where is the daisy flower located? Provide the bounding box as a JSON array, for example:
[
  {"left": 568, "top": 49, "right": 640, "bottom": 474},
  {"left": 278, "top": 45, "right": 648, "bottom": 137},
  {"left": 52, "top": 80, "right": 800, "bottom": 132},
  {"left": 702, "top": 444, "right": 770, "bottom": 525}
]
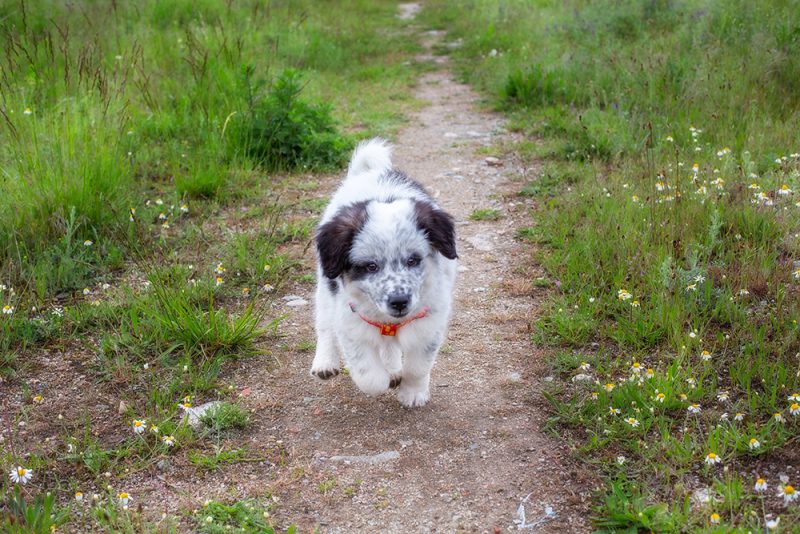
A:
[
  {"left": 162, "top": 435, "right": 175, "bottom": 447},
  {"left": 686, "top": 377, "right": 697, "bottom": 388},
  {"left": 590, "top": 392, "right": 598, "bottom": 401},
  {"left": 604, "top": 383, "right": 615, "bottom": 392},
  {"left": 734, "top": 412, "right": 745, "bottom": 421},
  {"left": 679, "top": 393, "right": 688, "bottom": 401},
  {"left": 778, "top": 484, "right": 797, "bottom": 504},
  {"left": 625, "top": 417, "right": 640, "bottom": 427},
  {"left": 748, "top": 438, "right": 761, "bottom": 450},
  {"left": 655, "top": 392, "right": 666, "bottom": 403},
  {"left": 688, "top": 403, "right": 701, "bottom": 414},
  {"left": 645, "top": 368, "right": 655, "bottom": 379},
  {"left": 700, "top": 350, "right": 711, "bottom": 361},
  {"left": 630, "top": 300, "right": 640, "bottom": 308},
  {"left": 132, "top": 419, "right": 146, "bottom": 434},
  {"left": 149, "top": 424, "right": 159, "bottom": 435},
  {"left": 710, "top": 513, "right": 720, "bottom": 524},
  {"left": 686, "top": 284, "right": 697, "bottom": 292},
  {"left": 774, "top": 412, "right": 785, "bottom": 423},
  {"left": 790, "top": 403, "right": 800, "bottom": 416},
  {"left": 214, "top": 263, "right": 226, "bottom": 275},
  {"left": 33, "top": 394, "right": 43, "bottom": 404},
  {"left": 2, "top": 305, "right": 13, "bottom": 315},
  {"left": 242, "top": 287, "right": 250, "bottom": 296},
  {"left": 788, "top": 393, "right": 800, "bottom": 402},
  {"left": 609, "top": 407, "right": 621, "bottom": 416},
  {"left": 693, "top": 274, "right": 706, "bottom": 283},
  {"left": 180, "top": 204, "right": 189, "bottom": 214},
  {"left": 617, "top": 289, "right": 632, "bottom": 301},
  {"left": 75, "top": 491, "right": 83, "bottom": 502},
  {"left": 579, "top": 362, "right": 591, "bottom": 371},
  {"left": 716, "top": 391, "right": 729, "bottom": 402},
  {"left": 23, "top": 108, "right": 33, "bottom": 115},
  {"left": 766, "top": 518, "right": 780, "bottom": 530},
  {"left": 705, "top": 452, "right": 721, "bottom": 466},
  {"left": 118, "top": 492, "right": 131, "bottom": 507},
  {"left": 630, "top": 362, "right": 642, "bottom": 373},
  {"left": 262, "top": 284, "right": 275, "bottom": 292},
  {"left": 9, "top": 466, "right": 32, "bottom": 484},
  {"left": 778, "top": 185, "right": 793, "bottom": 196},
  {"left": 794, "top": 269, "right": 800, "bottom": 280},
  {"left": 215, "top": 277, "right": 223, "bottom": 286},
  {"left": 755, "top": 478, "right": 768, "bottom": 492},
  {"left": 665, "top": 136, "right": 674, "bottom": 143}
]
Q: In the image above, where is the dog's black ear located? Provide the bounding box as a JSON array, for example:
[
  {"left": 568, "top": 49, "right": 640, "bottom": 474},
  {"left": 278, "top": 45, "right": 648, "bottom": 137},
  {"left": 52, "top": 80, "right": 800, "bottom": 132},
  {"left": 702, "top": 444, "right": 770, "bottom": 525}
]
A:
[
  {"left": 316, "top": 202, "right": 370, "bottom": 279},
  {"left": 414, "top": 200, "right": 457, "bottom": 259}
]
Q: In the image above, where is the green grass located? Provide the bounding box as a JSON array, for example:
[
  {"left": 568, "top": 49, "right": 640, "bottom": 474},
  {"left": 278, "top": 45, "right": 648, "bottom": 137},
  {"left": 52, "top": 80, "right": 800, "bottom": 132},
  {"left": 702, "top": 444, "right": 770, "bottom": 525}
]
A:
[
  {"left": 468, "top": 208, "right": 503, "bottom": 221},
  {"left": 424, "top": 0, "right": 800, "bottom": 529},
  {"left": 1, "top": 2, "right": 420, "bottom": 530}
]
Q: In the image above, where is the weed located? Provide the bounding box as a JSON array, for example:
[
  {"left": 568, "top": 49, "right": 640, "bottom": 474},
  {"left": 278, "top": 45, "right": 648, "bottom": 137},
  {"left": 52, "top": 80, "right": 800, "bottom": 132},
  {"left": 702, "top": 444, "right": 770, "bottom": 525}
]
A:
[
  {"left": 196, "top": 499, "right": 280, "bottom": 534},
  {"left": 0, "top": 485, "right": 69, "bottom": 534},
  {"left": 468, "top": 208, "right": 502, "bottom": 221},
  {"left": 199, "top": 402, "right": 250, "bottom": 435},
  {"left": 233, "top": 69, "right": 351, "bottom": 171}
]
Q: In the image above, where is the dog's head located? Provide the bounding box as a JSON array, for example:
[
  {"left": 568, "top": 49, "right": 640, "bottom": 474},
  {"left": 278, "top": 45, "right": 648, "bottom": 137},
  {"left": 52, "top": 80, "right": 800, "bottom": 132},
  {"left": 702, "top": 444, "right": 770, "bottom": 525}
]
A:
[{"left": 317, "top": 198, "right": 457, "bottom": 319}]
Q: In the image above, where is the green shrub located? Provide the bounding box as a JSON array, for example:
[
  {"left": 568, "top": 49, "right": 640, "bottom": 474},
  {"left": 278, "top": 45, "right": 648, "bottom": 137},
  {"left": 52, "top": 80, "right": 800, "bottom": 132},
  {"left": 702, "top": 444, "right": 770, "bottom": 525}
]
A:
[{"left": 234, "top": 69, "right": 351, "bottom": 171}]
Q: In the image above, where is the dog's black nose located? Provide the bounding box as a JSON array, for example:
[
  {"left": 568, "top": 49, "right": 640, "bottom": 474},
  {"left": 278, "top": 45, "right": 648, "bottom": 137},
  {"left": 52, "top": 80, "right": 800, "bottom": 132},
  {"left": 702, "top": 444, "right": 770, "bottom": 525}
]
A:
[{"left": 388, "top": 294, "right": 410, "bottom": 314}]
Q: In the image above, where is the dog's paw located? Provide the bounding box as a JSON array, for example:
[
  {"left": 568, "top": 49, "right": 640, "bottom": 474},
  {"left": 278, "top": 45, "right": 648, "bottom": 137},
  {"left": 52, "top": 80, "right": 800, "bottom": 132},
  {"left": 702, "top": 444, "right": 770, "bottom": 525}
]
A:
[
  {"left": 389, "top": 376, "right": 402, "bottom": 389},
  {"left": 310, "top": 367, "right": 340, "bottom": 380},
  {"left": 396, "top": 386, "right": 430, "bottom": 408}
]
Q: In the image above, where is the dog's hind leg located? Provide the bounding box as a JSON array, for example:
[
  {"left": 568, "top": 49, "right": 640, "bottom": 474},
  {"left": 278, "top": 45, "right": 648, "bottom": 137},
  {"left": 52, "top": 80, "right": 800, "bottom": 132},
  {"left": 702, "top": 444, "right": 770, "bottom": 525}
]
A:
[{"left": 310, "top": 277, "right": 341, "bottom": 380}]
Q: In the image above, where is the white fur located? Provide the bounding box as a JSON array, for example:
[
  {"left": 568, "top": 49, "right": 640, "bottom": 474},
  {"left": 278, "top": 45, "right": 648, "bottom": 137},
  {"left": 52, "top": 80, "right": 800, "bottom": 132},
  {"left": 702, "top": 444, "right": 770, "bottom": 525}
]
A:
[{"left": 311, "top": 138, "right": 457, "bottom": 407}]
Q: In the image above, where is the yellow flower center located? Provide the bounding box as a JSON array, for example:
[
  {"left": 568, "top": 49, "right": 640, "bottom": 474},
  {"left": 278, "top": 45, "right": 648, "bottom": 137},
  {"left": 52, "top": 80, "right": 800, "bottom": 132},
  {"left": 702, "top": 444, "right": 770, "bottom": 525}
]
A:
[
  {"left": 119, "top": 492, "right": 129, "bottom": 499},
  {"left": 17, "top": 468, "right": 25, "bottom": 476},
  {"left": 786, "top": 485, "right": 795, "bottom": 495},
  {"left": 757, "top": 478, "right": 765, "bottom": 485},
  {"left": 791, "top": 403, "right": 799, "bottom": 410},
  {"left": 708, "top": 453, "right": 717, "bottom": 459}
]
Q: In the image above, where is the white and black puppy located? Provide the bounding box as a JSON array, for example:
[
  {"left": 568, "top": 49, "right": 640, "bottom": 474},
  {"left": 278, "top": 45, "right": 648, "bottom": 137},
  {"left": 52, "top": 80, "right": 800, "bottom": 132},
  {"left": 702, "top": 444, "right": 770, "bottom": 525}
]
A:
[{"left": 311, "top": 138, "right": 458, "bottom": 407}]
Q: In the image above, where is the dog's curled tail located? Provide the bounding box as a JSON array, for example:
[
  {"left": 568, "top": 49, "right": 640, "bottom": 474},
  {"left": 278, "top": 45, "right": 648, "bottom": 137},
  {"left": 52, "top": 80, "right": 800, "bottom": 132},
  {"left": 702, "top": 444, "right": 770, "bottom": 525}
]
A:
[{"left": 348, "top": 138, "right": 393, "bottom": 176}]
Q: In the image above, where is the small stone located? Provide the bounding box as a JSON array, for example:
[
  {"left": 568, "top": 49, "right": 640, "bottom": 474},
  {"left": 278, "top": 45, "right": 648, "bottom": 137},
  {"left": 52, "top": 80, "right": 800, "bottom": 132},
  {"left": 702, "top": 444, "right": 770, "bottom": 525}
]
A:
[
  {"left": 182, "top": 401, "right": 223, "bottom": 429},
  {"left": 286, "top": 298, "right": 308, "bottom": 307},
  {"left": 444, "top": 132, "right": 459, "bottom": 138},
  {"left": 485, "top": 156, "right": 503, "bottom": 167},
  {"left": 571, "top": 374, "right": 593, "bottom": 383},
  {"left": 156, "top": 459, "right": 172, "bottom": 472},
  {"left": 118, "top": 400, "right": 128, "bottom": 415},
  {"left": 329, "top": 451, "right": 400, "bottom": 465},
  {"left": 508, "top": 372, "right": 522, "bottom": 382}
]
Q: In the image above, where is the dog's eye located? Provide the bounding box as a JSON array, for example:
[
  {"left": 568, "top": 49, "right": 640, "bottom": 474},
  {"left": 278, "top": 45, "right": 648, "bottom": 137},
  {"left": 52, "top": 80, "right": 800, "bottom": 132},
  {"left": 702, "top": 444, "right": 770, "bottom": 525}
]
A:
[
  {"left": 366, "top": 262, "right": 379, "bottom": 273},
  {"left": 406, "top": 255, "right": 421, "bottom": 267}
]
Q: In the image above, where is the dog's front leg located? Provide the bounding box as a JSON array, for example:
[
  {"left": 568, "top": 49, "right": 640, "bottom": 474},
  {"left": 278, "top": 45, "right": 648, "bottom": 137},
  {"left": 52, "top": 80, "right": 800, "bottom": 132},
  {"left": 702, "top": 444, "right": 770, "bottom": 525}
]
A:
[
  {"left": 340, "top": 336, "right": 392, "bottom": 396},
  {"left": 310, "top": 278, "right": 341, "bottom": 379},
  {"left": 396, "top": 342, "right": 439, "bottom": 408}
]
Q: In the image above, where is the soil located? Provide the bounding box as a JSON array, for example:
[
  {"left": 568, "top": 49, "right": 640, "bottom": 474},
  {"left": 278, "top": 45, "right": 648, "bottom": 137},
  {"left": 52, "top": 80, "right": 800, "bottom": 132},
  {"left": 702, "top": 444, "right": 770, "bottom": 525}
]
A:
[{"left": 0, "top": 5, "right": 597, "bottom": 533}]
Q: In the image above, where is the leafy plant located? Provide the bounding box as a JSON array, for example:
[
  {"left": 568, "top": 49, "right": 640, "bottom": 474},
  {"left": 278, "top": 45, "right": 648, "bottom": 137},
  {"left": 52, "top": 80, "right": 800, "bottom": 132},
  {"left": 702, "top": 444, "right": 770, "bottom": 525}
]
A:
[{"left": 234, "top": 68, "right": 351, "bottom": 171}]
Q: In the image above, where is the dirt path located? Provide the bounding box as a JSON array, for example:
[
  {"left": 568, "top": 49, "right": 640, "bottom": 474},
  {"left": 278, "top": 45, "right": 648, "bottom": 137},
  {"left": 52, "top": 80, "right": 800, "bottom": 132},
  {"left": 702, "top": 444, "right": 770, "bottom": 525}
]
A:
[{"left": 200, "top": 11, "right": 594, "bottom": 533}]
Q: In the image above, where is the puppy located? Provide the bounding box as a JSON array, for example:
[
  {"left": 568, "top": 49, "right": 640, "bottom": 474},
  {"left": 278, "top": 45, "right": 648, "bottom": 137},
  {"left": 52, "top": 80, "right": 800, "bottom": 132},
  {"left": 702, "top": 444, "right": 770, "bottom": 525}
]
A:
[{"left": 310, "top": 138, "right": 458, "bottom": 407}]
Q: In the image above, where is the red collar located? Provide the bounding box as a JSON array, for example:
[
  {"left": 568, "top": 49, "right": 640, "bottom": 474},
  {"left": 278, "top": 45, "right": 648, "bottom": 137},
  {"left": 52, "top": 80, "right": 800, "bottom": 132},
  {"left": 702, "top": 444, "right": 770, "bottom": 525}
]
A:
[{"left": 349, "top": 303, "right": 430, "bottom": 336}]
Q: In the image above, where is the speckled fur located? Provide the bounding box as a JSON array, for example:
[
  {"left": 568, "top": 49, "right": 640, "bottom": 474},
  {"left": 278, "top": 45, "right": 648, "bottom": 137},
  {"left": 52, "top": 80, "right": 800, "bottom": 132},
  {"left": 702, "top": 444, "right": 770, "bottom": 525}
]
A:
[{"left": 311, "top": 138, "right": 458, "bottom": 407}]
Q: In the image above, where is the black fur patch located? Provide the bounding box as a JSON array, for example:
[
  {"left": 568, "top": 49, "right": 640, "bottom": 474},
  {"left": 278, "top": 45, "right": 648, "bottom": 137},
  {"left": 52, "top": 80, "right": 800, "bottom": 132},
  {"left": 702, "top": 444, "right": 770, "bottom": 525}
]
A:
[
  {"left": 316, "top": 201, "right": 370, "bottom": 279},
  {"left": 380, "top": 169, "right": 429, "bottom": 196},
  {"left": 327, "top": 279, "right": 339, "bottom": 294},
  {"left": 414, "top": 200, "right": 458, "bottom": 260}
]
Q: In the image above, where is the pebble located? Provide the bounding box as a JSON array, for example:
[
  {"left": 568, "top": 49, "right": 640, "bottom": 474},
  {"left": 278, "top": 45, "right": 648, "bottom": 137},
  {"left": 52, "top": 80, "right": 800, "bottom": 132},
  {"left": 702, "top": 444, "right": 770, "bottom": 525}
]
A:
[
  {"left": 485, "top": 156, "right": 503, "bottom": 167},
  {"left": 182, "top": 401, "right": 223, "bottom": 429},
  {"left": 571, "top": 374, "right": 593, "bottom": 382},
  {"left": 286, "top": 298, "right": 308, "bottom": 307},
  {"left": 329, "top": 451, "right": 400, "bottom": 465}
]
